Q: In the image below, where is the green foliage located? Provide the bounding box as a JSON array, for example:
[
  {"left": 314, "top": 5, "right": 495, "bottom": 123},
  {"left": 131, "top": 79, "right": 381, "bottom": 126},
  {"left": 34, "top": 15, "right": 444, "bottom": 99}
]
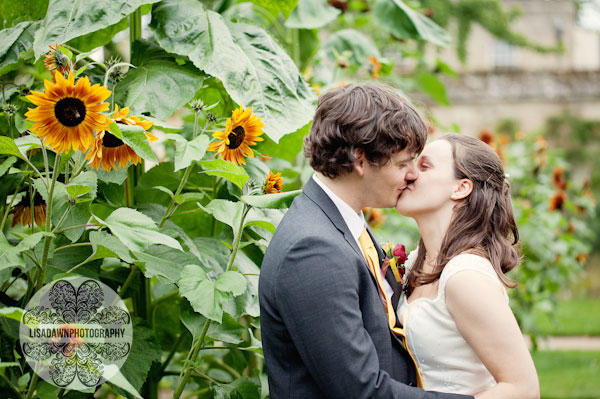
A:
[
  {"left": 420, "top": 0, "right": 561, "bottom": 63},
  {"left": 532, "top": 350, "right": 600, "bottom": 399},
  {"left": 0, "top": 0, "right": 576, "bottom": 397},
  {"left": 535, "top": 299, "right": 600, "bottom": 336}
]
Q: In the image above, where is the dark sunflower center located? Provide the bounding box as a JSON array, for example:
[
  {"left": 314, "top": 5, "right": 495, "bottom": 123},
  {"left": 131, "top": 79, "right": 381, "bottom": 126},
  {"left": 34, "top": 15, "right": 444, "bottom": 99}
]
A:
[
  {"left": 102, "top": 132, "right": 125, "bottom": 148},
  {"left": 227, "top": 126, "right": 246, "bottom": 149},
  {"left": 54, "top": 97, "right": 86, "bottom": 127}
]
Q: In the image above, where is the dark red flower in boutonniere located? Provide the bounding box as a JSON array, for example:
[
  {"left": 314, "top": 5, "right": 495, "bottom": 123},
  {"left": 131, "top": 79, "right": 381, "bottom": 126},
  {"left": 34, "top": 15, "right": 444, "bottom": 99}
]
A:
[{"left": 381, "top": 242, "right": 408, "bottom": 284}]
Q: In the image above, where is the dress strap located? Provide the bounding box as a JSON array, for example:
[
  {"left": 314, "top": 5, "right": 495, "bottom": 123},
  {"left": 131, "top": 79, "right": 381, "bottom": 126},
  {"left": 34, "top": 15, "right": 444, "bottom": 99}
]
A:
[{"left": 439, "top": 254, "right": 508, "bottom": 302}]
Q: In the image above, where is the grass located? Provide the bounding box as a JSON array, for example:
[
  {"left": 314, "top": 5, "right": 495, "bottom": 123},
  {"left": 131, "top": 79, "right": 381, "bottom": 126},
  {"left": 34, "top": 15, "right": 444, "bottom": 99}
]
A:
[
  {"left": 535, "top": 299, "right": 600, "bottom": 336},
  {"left": 533, "top": 350, "right": 600, "bottom": 399}
]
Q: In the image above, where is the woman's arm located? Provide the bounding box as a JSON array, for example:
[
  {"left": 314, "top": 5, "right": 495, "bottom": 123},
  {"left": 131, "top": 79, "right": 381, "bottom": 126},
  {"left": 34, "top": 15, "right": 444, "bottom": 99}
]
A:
[{"left": 445, "top": 270, "right": 540, "bottom": 399}]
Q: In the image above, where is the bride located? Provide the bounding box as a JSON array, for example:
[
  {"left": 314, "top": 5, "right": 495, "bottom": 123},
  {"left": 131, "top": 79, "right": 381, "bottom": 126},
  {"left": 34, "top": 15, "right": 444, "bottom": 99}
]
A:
[{"left": 395, "top": 134, "right": 539, "bottom": 398}]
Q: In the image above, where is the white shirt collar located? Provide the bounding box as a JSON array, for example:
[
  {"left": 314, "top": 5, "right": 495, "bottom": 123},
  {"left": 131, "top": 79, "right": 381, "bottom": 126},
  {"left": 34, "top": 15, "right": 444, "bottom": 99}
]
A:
[{"left": 312, "top": 174, "right": 366, "bottom": 241}]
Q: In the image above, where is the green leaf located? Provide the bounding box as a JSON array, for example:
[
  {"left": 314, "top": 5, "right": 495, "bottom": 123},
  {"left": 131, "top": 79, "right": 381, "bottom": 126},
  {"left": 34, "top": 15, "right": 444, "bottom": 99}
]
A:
[
  {"left": 93, "top": 207, "right": 183, "bottom": 253},
  {"left": 242, "top": 190, "right": 301, "bottom": 209},
  {"left": 0, "top": 156, "right": 17, "bottom": 177},
  {"left": 67, "top": 17, "right": 128, "bottom": 52},
  {"left": 0, "top": 0, "right": 47, "bottom": 29},
  {"left": 374, "top": 0, "right": 450, "bottom": 48},
  {"left": 67, "top": 171, "right": 97, "bottom": 200},
  {"left": 14, "top": 135, "right": 41, "bottom": 159},
  {"left": 172, "top": 135, "right": 209, "bottom": 172},
  {"left": 94, "top": 165, "right": 128, "bottom": 184},
  {"left": 110, "top": 319, "right": 161, "bottom": 396},
  {"left": 152, "top": 185, "right": 174, "bottom": 199},
  {"left": 0, "top": 307, "right": 23, "bottom": 322},
  {"left": 88, "top": 230, "right": 135, "bottom": 263},
  {"left": 0, "top": 136, "right": 24, "bottom": 159},
  {"left": 323, "top": 29, "right": 380, "bottom": 66},
  {"left": 179, "top": 264, "right": 227, "bottom": 322},
  {"left": 133, "top": 245, "right": 199, "bottom": 284},
  {"left": 213, "top": 377, "right": 261, "bottom": 399},
  {"left": 32, "top": 0, "right": 161, "bottom": 58},
  {"left": 416, "top": 73, "right": 449, "bottom": 105},
  {"left": 285, "top": 0, "right": 340, "bottom": 29},
  {"left": 180, "top": 303, "right": 247, "bottom": 344},
  {"left": 199, "top": 159, "right": 249, "bottom": 189},
  {"left": 250, "top": 0, "right": 298, "bottom": 17},
  {"left": 114, "top": 39, "right": 205, "bottom": 120},
  {"left": 150, "top": 0, "right": 315, "bottom": 142},
  {"left": 215, "top": 271, "right": 247, "bottom": 297},
  {"left": 204, "top": 199, "right": 245, "bottom": 231},
  {"left": 108, "top": 122, "right": 158, "bottom": 163},
  {"left": 256, "top": 122, "right": 309, "bottom": 162},
  {"left": 0, "top": 21, "right": 38, "bottom": 75}
]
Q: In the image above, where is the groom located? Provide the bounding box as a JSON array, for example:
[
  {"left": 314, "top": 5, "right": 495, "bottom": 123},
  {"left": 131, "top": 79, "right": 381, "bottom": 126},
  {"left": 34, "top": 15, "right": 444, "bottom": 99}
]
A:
[{"left": 259, "top": 83, "right": 473, "bottom": 398}]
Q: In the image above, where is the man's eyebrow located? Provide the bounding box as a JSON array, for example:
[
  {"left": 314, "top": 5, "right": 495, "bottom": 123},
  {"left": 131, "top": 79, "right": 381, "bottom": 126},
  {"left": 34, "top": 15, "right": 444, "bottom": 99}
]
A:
[{"left": 396, "top": 155, "right": 416, "bottom": 164}]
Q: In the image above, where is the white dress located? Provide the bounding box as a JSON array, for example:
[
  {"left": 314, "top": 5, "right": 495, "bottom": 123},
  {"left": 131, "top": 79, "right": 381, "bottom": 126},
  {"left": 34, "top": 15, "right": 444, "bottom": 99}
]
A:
[{"left": 396, "top": 252, "right": 509, "bottom": 394}]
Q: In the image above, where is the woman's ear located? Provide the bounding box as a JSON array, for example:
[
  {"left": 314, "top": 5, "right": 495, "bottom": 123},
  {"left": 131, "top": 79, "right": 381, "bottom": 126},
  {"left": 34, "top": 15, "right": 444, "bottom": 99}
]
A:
[
  {"left": 353, "top": 148, "right": 367, "bottom": 176},
  {"left": 451, "top": 179, "right": 473, "bottom": 200}
]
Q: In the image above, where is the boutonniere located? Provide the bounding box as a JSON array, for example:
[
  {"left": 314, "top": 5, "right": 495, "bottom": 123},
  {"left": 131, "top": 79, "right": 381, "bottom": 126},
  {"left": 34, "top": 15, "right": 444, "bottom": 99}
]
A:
[{"left": 381, "top": 242, "right": 408, "bottom": 284}]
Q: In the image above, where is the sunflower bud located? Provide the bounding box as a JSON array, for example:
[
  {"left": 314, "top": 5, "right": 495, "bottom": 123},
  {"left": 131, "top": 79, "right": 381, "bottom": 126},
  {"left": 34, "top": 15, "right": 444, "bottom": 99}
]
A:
[
  {"left": 2, "top": 103, "right": 17, "bottom": 116},
  {"left": 189, "top": 99, "right": 205, "bottom": 112}
]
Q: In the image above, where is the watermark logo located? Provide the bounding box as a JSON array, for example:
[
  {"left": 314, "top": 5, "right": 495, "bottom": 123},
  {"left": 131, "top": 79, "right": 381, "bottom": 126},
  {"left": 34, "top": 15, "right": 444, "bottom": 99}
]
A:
[{"left": 19, "top": 276, "right": 132, "bottom": 390}]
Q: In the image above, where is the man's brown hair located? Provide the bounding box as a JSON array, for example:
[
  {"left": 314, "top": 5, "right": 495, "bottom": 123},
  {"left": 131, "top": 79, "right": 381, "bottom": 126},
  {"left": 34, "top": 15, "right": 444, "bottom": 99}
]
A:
[{"left": 303, "top": 83, "right": 427, "bottom": 178}]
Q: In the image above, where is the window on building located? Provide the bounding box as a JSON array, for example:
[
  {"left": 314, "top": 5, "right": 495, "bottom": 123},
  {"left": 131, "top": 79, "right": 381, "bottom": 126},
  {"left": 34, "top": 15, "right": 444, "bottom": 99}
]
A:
[{"left": 493, "top": 40, "right": 518, "bottom": 69}]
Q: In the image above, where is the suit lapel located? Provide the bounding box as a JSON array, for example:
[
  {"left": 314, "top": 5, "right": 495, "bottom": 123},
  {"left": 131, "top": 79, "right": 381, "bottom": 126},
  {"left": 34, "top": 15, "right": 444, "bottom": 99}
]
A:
[{"left": 302, "top": 178, "right": 365, "bottom": 261}]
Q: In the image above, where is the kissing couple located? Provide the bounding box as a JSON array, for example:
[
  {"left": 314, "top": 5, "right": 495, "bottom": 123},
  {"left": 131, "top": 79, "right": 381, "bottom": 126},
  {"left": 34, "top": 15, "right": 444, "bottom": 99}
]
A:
[{"left": 259, "top": 83, "right": 540, "bottom": 398}]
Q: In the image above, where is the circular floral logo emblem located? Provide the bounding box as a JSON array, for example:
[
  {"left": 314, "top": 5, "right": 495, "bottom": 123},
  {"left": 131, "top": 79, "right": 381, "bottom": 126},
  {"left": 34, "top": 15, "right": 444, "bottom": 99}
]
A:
[{"left": 19, "top": 276, "right": 132, "bottom": 390}]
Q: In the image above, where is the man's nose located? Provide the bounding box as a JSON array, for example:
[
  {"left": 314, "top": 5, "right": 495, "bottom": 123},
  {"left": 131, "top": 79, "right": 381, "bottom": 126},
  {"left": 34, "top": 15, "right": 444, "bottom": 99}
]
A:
[{"left": 405, "top": 161, "right": 419, "bottom": 181}]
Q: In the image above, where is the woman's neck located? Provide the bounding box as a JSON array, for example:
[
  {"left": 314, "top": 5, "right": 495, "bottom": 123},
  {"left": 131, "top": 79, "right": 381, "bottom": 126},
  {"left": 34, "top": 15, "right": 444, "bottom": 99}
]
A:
[{"left": 414, "top": 206, "right": 454, "bottom": 266}]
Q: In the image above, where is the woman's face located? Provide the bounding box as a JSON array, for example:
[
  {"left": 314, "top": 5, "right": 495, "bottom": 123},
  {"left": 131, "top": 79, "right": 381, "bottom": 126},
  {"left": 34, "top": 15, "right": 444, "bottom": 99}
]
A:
[{"left": 395, "top": 139, "right": 460, "bottom": 217}]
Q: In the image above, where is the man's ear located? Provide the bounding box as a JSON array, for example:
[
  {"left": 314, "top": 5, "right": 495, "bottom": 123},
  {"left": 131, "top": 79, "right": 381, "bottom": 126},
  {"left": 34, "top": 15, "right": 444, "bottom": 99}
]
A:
[
  {"left": 352, "top": 148, "right": 367, "bottom": 176},
  {"left": 451, "top": 178, "right": 473, "bottom": 200}
]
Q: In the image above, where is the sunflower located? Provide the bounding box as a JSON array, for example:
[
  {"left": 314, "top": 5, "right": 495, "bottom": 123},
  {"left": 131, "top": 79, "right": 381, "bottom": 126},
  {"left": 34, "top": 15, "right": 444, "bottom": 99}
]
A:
[
  {"left": 44, "top": 43, "right": 71, "bottom": 75},
  {"left": 86, "top": 105, "right": 157, "bottom": 172},
  {"left": 9, "top": 192, "right": 46, "bottom": 227},
  {"left": 207, "top": 105, "right": 264, "bottom": 165},
  {"left": 25, "top": 71, "right": 111, "bottom": 154},
  {"left": 264, "top": 171, "right": 283, "bottom": 194}
]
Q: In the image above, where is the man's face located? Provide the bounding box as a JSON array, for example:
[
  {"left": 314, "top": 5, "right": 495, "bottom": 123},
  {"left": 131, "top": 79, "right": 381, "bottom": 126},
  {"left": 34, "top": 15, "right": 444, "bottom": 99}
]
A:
[{"left": 361, "top": 150, "right": 419, "bottom": 209}]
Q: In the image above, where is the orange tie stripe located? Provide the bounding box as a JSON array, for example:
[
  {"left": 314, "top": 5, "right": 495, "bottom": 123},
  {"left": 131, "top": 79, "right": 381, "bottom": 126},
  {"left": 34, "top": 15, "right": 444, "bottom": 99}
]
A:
[{"left": 358, "top": 228, "right": 424, "bottom": 388}]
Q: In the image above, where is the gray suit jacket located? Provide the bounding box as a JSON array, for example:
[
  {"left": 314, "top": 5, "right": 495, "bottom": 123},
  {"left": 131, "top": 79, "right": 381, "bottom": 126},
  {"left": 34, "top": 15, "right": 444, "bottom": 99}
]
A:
[{"left": 259, "top": 178, "right": 474, "bottom": 399}]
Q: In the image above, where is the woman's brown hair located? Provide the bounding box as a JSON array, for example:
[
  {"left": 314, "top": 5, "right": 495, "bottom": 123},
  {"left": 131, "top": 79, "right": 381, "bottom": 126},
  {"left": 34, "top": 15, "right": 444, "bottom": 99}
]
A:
[
  {"left": 406, "top": 134, "right": 520, "bottom": 294},
  {"left": 304, "top": 83, "right": 427, "bottom": 178}
]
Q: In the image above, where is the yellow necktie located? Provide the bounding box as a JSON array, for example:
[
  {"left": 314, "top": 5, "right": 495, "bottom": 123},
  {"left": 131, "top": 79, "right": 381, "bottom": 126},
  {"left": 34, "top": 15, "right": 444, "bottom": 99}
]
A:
[{"left": 358, "top": 228, "right": 424, "bottom": 388}]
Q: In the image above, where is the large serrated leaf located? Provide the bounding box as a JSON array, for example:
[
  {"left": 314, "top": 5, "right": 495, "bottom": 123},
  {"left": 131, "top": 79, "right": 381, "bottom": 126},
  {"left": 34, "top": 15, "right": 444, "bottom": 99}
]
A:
[
  {"left": 285, "top": 0, "right": 340, "bottom": 29},
  {"left": 88, "top": 230, "right": 134, "bottom": 263},
  {"left": 108, "top": 122, "right": 157, "bottom": 163},
  {"left": 374, "top": 0, "right": 450, "bottom": 48},
  {"left": 172, "top": 135, "right": 209, "bottom": 172},
  {"left": 199, "top": 159, "right": 249, "bottom": 189},
  {"left": 322, "top": 29, "right": 380, "bottom": 66},
  {"left": 241, "top": 190, "right": 301, "bottom": 209},
  {"left": 114, "top": 39, "right": 205, "bottom": 120},
  {"left": 0, "top": 21, "right": 38, "bottom": 75},
  {"left": 93, "top": 207, "right": 182, "bottom": 253},
  {"left": 179, "top": 264, "right": 226, "bottom": 322},
  {"left": 150, "top": 0, "right": 315, "bottom": 142},
  {"left": 32, "top": 0, "right": 161, "bottom": 58},
  {"left": 0, "top": 136, "right": 25, "bottom": 159}
]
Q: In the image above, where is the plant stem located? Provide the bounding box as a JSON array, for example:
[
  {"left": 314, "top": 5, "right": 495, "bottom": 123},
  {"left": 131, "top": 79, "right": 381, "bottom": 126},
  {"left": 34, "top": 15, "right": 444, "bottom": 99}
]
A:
[
  {"left": 0, "top": 371, "right": 23, "bottom": 399},
  {"left": 0, "top": 173, "right": 26, "bottom": 231},
  {"left": 7, "top": 114, "right": 14, "bottom": 139},
  {"left": 173, "top": 319, "right": 211, "bottom": 399},
  {"left": 55, "top": 242, "right": 91, "bottom": 253},
  {"left": 25, "top": 373, "right": 39, "bottom": 399},
  {"left": 172, "top": 202, "right": 252, "bottom": 399},
  {"left": 119, "top": 266, "right": 139, "bottom": 297},
  {"left": 39, "top": 138, "right": 49, "bottom": 185},
  {"left": 158, "top": 112, "right": 203, "bottom": 228},
  {"left": 36, "top": 153, "right": 61, "bottom": 291}
]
